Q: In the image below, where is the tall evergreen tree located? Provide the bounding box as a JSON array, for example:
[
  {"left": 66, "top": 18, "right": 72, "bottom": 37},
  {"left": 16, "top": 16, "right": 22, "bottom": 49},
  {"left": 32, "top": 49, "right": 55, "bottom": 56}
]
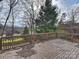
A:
[{"left": 35, "top": 0, "right": 58, "bottom": 33}]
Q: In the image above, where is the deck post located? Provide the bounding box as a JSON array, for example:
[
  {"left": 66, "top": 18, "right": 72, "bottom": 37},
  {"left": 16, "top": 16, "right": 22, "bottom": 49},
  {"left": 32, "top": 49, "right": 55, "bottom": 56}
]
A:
[
  {"left": 55, "top": 32, "right": 58, "bottom": 38},
  {"left": 0, "top": 37, "right": 2, "bottom": 50}
]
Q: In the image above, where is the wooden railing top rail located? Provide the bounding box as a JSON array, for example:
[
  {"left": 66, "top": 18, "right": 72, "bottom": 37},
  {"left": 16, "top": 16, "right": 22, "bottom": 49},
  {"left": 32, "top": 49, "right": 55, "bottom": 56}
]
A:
[
  {"left": 0, "top": 32, "right": 79, "bottom": 40},
  {"left": 0, "top": 32, "right": 71, "bottom": 38}
]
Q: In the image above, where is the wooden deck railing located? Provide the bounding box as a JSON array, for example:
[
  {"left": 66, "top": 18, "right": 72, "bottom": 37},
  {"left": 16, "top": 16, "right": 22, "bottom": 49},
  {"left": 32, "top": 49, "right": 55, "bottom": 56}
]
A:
[{"left": 0, "top": 32, "right": 78, "bottom": 52}]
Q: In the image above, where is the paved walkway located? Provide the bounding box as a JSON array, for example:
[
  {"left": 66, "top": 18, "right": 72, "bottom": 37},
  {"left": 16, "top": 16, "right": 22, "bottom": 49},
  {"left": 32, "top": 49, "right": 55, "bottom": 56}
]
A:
[{"left": 0, "top": 39, "right": 79, "bottom": 59}]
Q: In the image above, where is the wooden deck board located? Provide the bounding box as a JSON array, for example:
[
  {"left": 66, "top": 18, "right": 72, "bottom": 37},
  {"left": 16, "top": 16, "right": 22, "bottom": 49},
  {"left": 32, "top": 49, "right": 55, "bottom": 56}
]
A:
[{"left": 0, "top": 39, "right": 79, "bottom": 59}]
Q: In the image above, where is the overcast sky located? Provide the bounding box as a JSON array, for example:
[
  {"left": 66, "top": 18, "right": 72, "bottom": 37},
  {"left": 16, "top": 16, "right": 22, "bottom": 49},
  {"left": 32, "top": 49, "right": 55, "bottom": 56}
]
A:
[
  {"left": 0, "top": 0, "right": 79, "bottom": 27},
  {"left": 52, "top": 0, "right": 79, "bottom": 12}
]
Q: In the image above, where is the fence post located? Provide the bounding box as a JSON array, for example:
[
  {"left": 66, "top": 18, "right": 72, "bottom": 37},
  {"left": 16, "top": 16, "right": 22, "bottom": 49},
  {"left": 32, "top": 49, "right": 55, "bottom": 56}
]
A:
[
  {"left": 0, "top": 37, "right": 2, "bottom": 50},
  {"left": 55, "top": 32, "right": 58, "bottom": 38}
]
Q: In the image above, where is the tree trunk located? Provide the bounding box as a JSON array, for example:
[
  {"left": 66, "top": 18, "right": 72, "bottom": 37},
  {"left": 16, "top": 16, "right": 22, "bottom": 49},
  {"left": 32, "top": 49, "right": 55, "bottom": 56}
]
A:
[{"left": 0, "top": 8, "right": 12, "bottom": 50}]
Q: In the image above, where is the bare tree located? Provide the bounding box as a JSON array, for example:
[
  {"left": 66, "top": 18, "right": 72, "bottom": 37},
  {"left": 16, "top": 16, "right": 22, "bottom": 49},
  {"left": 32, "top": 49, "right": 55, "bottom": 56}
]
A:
[
  {"left": 11, "top": 8, "right": 15, "bottom": 36},
  {"left": 0, "top": 0, "right": 18, "bottom": 50},
  {"left": 67, "top": 7, "right": 79, "bottom": 39},
  {"left": 19, "top": 0, "right": 45, "bottom": 43},
  {"left": 20, "top": 0, "right": 45, "bottom": 34},
  {"left": 59, "top": 13, "right": 66, "bottom": 25},
  {"left": 1, "top": 0, "right": 18, "bottom": 36}
]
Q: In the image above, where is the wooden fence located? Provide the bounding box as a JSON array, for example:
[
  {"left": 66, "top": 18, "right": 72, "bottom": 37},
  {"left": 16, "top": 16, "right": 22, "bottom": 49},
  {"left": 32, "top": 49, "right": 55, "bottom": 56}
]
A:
[
  {"left": 0, "top": 32, "right": 79, "bottom": 52},
  {"left": 0, "top": 35, "right": 30, "bottom": 50}
]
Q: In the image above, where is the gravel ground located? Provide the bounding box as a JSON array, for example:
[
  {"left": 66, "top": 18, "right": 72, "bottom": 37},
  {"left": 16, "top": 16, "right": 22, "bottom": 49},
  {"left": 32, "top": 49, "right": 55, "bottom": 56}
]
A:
[{"left": 0, "top": 39, "right": 79, "bottom": 59}]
